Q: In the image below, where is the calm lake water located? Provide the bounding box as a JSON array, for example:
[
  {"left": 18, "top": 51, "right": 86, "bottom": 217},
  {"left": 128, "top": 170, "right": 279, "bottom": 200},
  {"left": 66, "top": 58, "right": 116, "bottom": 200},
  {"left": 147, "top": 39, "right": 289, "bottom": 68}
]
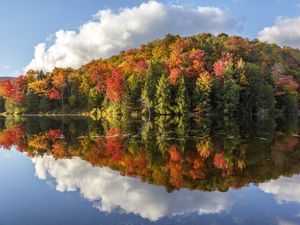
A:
[{"left": 0, "top": 115, "right": 299, "bottom": 225}]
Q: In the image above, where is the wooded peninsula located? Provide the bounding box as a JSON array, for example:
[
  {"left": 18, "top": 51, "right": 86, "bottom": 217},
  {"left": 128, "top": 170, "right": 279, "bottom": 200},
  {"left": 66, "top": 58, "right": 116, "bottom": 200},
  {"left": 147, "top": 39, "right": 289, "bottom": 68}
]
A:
[{"left": 0, "top": 33, "right": 299, "bottom": 118}]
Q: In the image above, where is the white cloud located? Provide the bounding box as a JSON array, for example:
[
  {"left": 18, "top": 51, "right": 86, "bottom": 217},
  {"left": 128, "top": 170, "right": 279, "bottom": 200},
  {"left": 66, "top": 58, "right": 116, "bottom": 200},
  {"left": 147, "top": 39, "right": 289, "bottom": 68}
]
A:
[
  {"left": 258, "top": 17, "right": 300, "bottom": 48},
  {"left": 259, "top": 175, "right": 300, "bottom": 204},
  {"left": 32, "top": 155, "right": 233, "bottom": 221},
  {"left": 25, "top": 1, "right": 239, "bottom": 72}
]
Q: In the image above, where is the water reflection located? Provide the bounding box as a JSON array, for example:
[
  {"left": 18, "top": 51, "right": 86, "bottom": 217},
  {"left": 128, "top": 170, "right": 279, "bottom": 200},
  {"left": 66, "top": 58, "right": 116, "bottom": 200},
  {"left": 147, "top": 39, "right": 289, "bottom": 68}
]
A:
[
  {"left": 260, "top": 175, "right": 300, "bottom": 205},
  {"left": 0, "top": 115, "right": 299, "bottom": 223},
  {"left": 33, "top": 155, "right": 233, "bottom": 221}
]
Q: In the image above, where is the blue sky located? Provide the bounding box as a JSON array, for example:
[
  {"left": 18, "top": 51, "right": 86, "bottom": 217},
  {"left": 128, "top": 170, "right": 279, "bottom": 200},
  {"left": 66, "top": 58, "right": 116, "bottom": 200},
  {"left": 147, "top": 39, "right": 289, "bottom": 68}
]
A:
[{"left": 1, "top": 0, "right": 300, "bottom": 76}]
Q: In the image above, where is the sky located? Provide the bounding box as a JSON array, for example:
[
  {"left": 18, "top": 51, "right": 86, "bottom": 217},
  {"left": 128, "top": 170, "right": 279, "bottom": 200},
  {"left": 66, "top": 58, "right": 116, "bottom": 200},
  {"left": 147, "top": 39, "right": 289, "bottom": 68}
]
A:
[{"left": 0, "top": 0, "right": 300, "bottom": 76}]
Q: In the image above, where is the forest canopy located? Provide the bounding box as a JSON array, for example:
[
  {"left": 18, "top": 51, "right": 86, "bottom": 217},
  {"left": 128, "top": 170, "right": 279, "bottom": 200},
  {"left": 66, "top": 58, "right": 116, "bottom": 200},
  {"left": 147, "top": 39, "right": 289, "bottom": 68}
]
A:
[{"left": 0, "top": 33, "right": 299, "bottom": 117}]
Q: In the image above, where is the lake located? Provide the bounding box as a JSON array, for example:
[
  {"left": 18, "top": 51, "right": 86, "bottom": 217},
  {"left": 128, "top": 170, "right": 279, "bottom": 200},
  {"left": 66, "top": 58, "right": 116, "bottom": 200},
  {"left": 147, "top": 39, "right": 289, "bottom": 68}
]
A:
[{"left": 0, "top": 115, "right": 299, "bottom": 225}]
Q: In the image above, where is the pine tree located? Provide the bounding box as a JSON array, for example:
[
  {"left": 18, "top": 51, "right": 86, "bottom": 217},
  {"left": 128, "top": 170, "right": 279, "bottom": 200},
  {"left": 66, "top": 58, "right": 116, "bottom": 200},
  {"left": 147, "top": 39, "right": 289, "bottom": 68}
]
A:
[
  {"left": 223, "top": 62, "right": 240, "bottom": 115},
  {"left": 121, "top": 79, "right": 141, "bottom": 116},
  {"left": 174, "top": 74, "right": 190, "bottom": 115},
  {"left": 155, "top": 75, "right": 173, "bottom": 115},
  {"left": 141, "top": 62, "right": 158, "bottom": 114}
]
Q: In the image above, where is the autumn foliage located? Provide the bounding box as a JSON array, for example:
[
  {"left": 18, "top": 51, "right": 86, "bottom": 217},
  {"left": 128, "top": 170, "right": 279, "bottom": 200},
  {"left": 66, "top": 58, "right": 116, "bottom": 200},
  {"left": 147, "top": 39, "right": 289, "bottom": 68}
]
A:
[{"left": 0, "top": 33, "right": 299, "bottom": 115}]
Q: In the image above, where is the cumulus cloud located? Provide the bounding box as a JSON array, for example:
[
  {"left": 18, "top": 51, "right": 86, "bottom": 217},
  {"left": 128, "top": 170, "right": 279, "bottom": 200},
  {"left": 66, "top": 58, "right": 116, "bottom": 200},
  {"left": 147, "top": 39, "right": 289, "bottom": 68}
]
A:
[
  {"left": 259, "top": 175, "right": 300, "bottom": 204},
  {"left": 258, "top": 17, "right": 300, "bottom": 48},
  {"left": 32, "top": 155, "right": 233, "bottom": 221},
  {"left": 25, "top": 1, "right": 239, "bottom": 72}
]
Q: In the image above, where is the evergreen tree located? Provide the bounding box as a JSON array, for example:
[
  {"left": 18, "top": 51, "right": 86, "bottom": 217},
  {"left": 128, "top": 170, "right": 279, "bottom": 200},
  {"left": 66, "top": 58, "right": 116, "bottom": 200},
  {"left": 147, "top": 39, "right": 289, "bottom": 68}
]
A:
[
  {"left": 122, "top": 73, "right": 141, "bottom": 115},
  {"left": 244, "top": 63, "right": 276, "bottom": 115},
  {"left": 141, "top": 62, "right": 158, "bottom": 115},
  {"left": 121, "top": 79, "right": 141, "bottom": 116},
  {"left": 260, "top": 84, "right": 276, "bottom": 114},
  {"left": 223, "top": 62, "right": 240, "bottom": 115},
  {"left": 155, "top": 75, "right": 173, "bottom": 115},
  {"left": 174, "top": 74, "right": 190, "bottom": 115}
]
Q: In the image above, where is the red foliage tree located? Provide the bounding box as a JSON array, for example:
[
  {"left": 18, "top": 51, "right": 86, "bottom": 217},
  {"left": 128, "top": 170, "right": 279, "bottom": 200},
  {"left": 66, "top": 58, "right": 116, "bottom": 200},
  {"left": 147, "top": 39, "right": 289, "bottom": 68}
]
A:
[
  {"left": 106, "top": 67, "right": 124, "bottom": 102},
  {"left": 213, "top": 60, "right": 226, "bottom": 79},
  {"left": 186, "top": 50, "right": 207, "bottom": 78},
  {"left": 13, "top": 76, "right": 27, "bottom": 104},
  {"left": 168, "top": 68, "right": 181, "bottom": 85},
  {"left": 48, "top": 88, "right": 61, "bottom": 100},
  {"left": 89, "top": 65, "right": 107, "bottom": 95},
  {"left": 213, "top": 52, "right": 234, "bottom": 80},
  {"left": 0, "top": 79, "right": 15, "bottom": 99}
]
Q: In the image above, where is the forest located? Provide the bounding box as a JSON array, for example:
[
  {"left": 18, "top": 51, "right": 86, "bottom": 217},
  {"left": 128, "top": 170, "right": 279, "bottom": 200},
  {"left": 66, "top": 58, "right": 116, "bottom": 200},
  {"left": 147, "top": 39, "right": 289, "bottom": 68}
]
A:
[{"left": 0, "top": 33, "right": 299, "bottom": 117}]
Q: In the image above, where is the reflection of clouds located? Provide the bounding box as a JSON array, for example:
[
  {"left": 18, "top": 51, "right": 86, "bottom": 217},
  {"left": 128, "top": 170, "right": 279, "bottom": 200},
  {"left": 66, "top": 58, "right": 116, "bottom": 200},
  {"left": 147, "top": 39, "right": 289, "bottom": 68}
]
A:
[
  {"left": 32, "top": 155, "right": 232, "bottom": 221},
  {"left": 259, "top": 175, "right": 300, "bottom": 204},
  {"left": 278, "top": 219, "right": 299, "bottom": 225}
]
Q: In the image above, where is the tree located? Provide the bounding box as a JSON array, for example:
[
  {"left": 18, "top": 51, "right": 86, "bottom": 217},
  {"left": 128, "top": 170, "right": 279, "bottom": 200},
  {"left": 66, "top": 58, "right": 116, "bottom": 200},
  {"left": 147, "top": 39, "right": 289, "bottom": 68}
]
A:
[
  {"left": 13, "top": 76, "right": 27, "bottom": 104},
  {"left": 174, "top": 74, "right": 190, "bottom": 114},
  {"left": 0, "top": 79, "right": 15, "bottom": 99},
  {"left": 167, "top": 39, "right": 188, "bottom": 85},
  {"left": 88, "top": 63, "right": 107, "bottom": 95},
  {"left": 244, "top": 63, "right": 276, "bottom": 115},
  {"left": 213, "top": 60, "right": 226, "bottom": 79},
  {"left": 106, "top": 67, "right": 124, "bottom": 102},
  {"left": 155, "top": 75, "right": 173, "bottom": 115},
  {"left": 187, "top": 49, "right": 207, "bottom": 78},
  {"left": 51, "top": 68, "right": 72, "bottom": 110},
  {"left": 48, "top": 88, "right": 61, "bottom": 100},
  {"left": 141, "top": 61, "right": 159, "bottom": 115},
  {"left": 193, "top": 71, "right": 213, "bottom": 114},
  {"left": 39, "top": 96, "right": 51, "bottom": 113},
  {"left": 223, "top": 62, "right": 240, "bottom": 115},
  {"left": 25, "top": 91, "right": 40, "bottom": 113},
  {"left": 28, "top": 79, "right": 49, "bottom": 95}
]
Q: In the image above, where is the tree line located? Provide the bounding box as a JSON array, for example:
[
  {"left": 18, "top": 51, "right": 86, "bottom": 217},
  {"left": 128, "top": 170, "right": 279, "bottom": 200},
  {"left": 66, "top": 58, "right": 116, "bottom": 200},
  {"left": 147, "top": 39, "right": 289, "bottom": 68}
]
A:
[{"left": 0, "top": 33, "right": 299, "bottom": 117}]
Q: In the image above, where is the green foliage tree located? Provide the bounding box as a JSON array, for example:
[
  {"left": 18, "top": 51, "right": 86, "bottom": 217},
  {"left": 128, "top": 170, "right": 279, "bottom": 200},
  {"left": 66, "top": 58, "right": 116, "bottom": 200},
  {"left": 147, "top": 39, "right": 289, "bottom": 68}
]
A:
[
  {"left": 39, "top": 96, "right": 51, "bottom": 113},
  {"left": 141, "top": 61, "right": 158, "bottom": 115},
  {"left": 25, "top": 91, "right": 40, "bottom": 114},
  {"left": 244, "top": 63, "right": 276, "bottom": 115},
  {"left": 223, "top": 62, "right": 240, "bottom": 115},
  {"left": 122, "top": 73, "right": 142, "bottom": 116},
  {"left": 174, "top": 74, "right": 190, "bottom": 115},
  {"left": 281, "top": 92, "right": 298, "bottom": 113},
  {"left": 155, "top": 75, "right": 173, "bottom": 115}
]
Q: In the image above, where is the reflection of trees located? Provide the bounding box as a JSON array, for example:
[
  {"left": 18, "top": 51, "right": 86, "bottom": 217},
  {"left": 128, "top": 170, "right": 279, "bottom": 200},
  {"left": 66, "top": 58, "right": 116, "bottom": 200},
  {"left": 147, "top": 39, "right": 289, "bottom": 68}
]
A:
[
  {"left": 155, "top": 116, "right": 172, "bottom": 154},
  {"left": 0, "top": 116, "right": 300, "bottom": 192}
]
